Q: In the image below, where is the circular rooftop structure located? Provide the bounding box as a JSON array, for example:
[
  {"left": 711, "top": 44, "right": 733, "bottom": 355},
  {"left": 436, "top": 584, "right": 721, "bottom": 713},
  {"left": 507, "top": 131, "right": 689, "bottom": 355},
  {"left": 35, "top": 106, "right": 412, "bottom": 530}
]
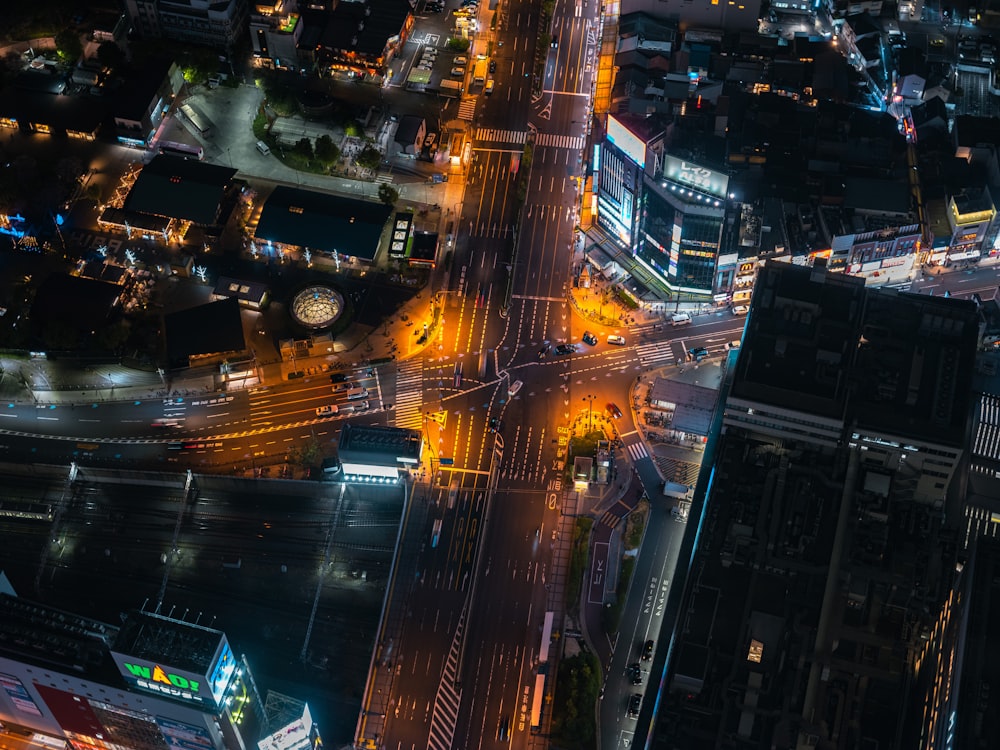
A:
[{"left": 290, "top": 284, "right": 344, "bottom": 330}]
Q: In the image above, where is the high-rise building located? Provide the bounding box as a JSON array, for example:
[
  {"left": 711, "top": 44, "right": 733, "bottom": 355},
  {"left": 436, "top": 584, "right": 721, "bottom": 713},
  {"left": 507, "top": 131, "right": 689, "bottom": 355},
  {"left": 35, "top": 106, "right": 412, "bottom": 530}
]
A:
[
  {"left": 123, "top": 0, "right": 250, "bottom": 52},
  {"left": 654, "top": 261, "right": 980, "bottom": 748},
  {"left": 0, "top": 586, "right": 320, "bottom": 750}
]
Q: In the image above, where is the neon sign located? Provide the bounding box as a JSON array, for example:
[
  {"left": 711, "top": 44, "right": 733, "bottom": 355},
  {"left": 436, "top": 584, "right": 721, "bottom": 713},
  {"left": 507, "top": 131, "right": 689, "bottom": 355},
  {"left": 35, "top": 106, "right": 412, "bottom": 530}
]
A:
[{"left": 122, "top": 662, "right": 205, "bottom": 703}]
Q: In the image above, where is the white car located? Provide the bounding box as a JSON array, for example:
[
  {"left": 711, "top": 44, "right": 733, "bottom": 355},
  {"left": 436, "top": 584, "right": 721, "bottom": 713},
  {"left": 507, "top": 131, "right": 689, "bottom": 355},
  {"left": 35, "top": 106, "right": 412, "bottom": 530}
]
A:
[
  {"left": 316, "top": 405, "right": 339, "bottom": 417},
  {"left": 731, "top": 305, "right": 749, "bottom": 316},
  {"left": 607, "top": 334, "right": 626, "bottom": 345},
  {"left": 508, "top": 380, "right": 523, "bottom": 397}
]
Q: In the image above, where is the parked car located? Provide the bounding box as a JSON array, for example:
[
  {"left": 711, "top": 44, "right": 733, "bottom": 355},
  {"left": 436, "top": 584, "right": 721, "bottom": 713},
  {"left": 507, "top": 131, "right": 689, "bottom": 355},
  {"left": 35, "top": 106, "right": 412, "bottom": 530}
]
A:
[
  {"left": 489, "top": 59, "right": 497, "bottom": 73},
  {"left": 628, "top": 693, "right": 641, "bottom": 718},
  {"left": 454, "top": 56, "right": 468, "bottom": 65},
  {"left": 450, "top": 67, "right": 465, "bottom": 77}
]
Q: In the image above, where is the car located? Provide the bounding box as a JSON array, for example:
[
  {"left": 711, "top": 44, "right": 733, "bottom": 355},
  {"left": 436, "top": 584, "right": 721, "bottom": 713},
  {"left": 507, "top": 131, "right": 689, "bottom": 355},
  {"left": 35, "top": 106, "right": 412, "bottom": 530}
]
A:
[
  {"left": 484, "top": 79, "right": 495, "bottom": 95},
  {"left": 508, "top": 379, "right": 523, "bottom": 397},
  {"left": 496, "top": 716, "right": 511, "bottom": 741},
  {"left": 332, "top": 382, "right": 356, "bottom": 393},
  {"left": 629, "top": 663, "right": 643, "bottom": 685},
  {"left": 489, "top": 59, "right": 497, "bottom": 73},
  {"left": 670, "top": 312, "right": 691, "bottom": 326},
  {"left": 315, "top": 405, "right": 339, "bottom": 417},
  {"left": 488, "top": 417, "right": 504, "bottom": 433},
  {"left": 582, "top": 331, "right": 598, "bottom": 346},
  {"left": 151, "top": 418, "right": 182, "bottom": 429},
  {"left": 454, "top": 56, "right": 468, "bottom": 65},
  {"left": 330, "top": 373, "right": 350, "bottom": 383},
  {"left": 627, "top": 693, "right": 641, "bottom": 718},
  {"left": 551, "top": 35, "right": 558, "bottom": 47},
  {"left": 731, "top": 305, "right": 749, "bottom": 316},
  {"left": 538, "top": 344, "right": 549, "bottom": 359},
  {"left": 642, "top": 639, "right": 654, "bottom": 661},
  {"left": 554, "top": 343, "right": 576, "bottom": 355},
  {"left": 607, "top": 334, "right": 626, "bottom": 346},
  {"left": 725, "top": 340, "right": 741, "bottom": 351},
  {"left": 450, "top": 67, "right": 464, "bottom": 77},
  {"left": 417, "top": 64, "right": 432, "bottom": 71},
  {"left": 688, "top": 347, "right": 708, "bottom": 360},
  {"left": 607, "top": 403, "right": 623, "bottom": 419},
  {"left": 354, "top": 400, "right": 371, "bottom": 411}
]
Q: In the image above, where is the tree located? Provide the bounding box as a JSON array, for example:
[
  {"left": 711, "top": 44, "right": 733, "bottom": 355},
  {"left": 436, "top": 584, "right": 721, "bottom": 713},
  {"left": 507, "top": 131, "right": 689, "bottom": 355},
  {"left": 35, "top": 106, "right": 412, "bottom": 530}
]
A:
[
  {"left": 292, "top": 137, "right": 314, "bottom": 161},
  {"left": 378, "top": 184, "right": 399, "bottom": 206},
  {"left": 355, "top": 145, "right": 382, "bottom": 171},
  {"left": 446, "top": 37, "right": 471, "bottom": 53},
  {"left": 55, "top": 28, "right": 83, "bottom": 64},
  {"left": 96, "top": 41, "right": 125, "bottom": 71},
  {"left": 315, "top": 134, "right": 339, "bottom": 166},
  {"left": 289, "top": 438, "right": 321, "bottom": 467},
  {"left": 97, "top": 320, "right": 131, "bottom": 353}
]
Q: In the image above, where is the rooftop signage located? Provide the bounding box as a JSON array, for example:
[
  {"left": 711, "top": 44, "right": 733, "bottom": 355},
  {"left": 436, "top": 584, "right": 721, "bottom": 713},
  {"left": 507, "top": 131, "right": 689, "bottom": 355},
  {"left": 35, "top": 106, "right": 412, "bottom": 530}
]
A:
[{"left": 663, "top": 155, "right": 729, "bottom": 199}]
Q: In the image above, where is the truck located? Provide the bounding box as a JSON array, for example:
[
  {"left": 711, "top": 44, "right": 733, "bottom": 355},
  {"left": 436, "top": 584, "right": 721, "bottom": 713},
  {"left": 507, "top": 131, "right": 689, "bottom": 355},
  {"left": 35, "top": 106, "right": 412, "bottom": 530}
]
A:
[
  {"left": 439, "top": 78, "right": 463, "bottom": 97},
  {"left": 664, "top": 481, "right": 693, "bottom": 522},
  {"left": 473, "top": 57, "right": 488, "bottom": 85}
]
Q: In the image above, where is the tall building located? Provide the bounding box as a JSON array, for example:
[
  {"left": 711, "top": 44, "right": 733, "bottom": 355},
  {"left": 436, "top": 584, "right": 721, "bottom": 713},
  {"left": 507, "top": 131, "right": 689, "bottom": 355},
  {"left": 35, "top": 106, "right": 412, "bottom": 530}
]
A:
[
  {"left": 655, "top": 261, "right": 980, "bottom": 748},
  {"left": 0, "top": 588, "right": 321, "bottom": 750},
  {"left": 123, "top": 0, "right": 250, "bottom": 51},
  {"left": 637, "top": 156, "right": 730, "bottom": 296}
]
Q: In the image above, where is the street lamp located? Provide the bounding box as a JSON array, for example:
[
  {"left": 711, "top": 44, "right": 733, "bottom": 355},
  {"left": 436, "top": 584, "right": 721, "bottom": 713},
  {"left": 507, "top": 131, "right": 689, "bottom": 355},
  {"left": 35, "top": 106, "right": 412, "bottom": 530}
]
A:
[{"left": 583, "top": 394, "right": 595, "bottom": 433}]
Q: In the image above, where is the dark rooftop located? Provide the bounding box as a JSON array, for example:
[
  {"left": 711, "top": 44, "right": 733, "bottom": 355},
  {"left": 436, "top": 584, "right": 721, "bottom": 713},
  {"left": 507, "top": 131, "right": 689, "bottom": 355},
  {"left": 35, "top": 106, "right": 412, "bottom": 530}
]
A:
[
  {"left": 124, "top": 155, "right": 237, "bottom": 225},
  {"left": 164, "top": 297, "right": 246, "bottom": 367},
  {"left": 338, "top": 424, "right": 422, "bottom": 466},
  {"left": 312, "top": 0, "right": 412, "bottom": 57},
  {"left": 113, "top": 610, "right": 224, "bottom": 676},
  {"left": 731, "top": 261, "right": 866, "bottom": 419},
  {"left": 31, "top": 273, "right": 122, "bottom": 336},
  {"left": 255, "top": 185, "right": 391, "bottom": 262},
  {"left": 0, "top": 593, "right": 119, "bottom": 677}
]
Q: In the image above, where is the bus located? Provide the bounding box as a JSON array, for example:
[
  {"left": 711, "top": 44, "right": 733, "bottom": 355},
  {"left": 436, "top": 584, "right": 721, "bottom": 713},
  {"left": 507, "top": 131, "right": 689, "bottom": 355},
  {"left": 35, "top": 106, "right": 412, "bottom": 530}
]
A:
[
  {"left": 159, "top": 143, "right": 204, "bottom": 160},
  {"left": 179, "top": 103, "right": 213, "bottom": 137},
  {"left": 538, "top": 611, "right": 555, "bottom": 665},
  {"left": 530, "top": 670, "right": 546, "bottom": 733}
]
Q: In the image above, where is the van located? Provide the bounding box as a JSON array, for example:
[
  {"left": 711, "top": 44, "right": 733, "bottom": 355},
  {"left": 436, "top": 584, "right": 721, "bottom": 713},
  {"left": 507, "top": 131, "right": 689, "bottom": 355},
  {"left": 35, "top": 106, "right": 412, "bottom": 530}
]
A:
[
  {"left": 484, "top": 79, "right": 495, "bottom": 95},
  {"left": 345, "top": 387, "right": 369, "bottom": 401},
  {"left": 607, "top": 334, "right": 626, "bottom": 346},
  {"left": 256, "top": 141, "right": 270, "bottom": 155},
  {"left": 670, "top": 312, "right": 691, "bottom": 326}
]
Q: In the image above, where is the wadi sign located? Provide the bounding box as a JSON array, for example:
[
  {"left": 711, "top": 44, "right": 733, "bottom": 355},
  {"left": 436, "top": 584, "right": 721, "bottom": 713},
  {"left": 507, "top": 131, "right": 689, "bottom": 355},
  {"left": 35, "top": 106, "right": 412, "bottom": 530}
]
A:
[{"left": 111, "top": 653, "right": 213, "bottom": 706}]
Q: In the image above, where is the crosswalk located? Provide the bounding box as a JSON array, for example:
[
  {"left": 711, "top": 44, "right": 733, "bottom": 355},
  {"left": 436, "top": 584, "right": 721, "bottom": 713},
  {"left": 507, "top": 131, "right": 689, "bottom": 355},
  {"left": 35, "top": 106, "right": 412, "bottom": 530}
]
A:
[
  {"left": 974, "top": 393, "right": 1000, "bottom": 462},
  {"left": 457, "top": 97, "right": 477, "bottom": 121},
  {"left": 654, "top": 455, "right": 701, "bottom": 487},
  {"left": 375, "top": 172, "right": 393, "bottom": 185},
  {"left": 474, "top": 127, "right": 527, "bottom": 145},
  {"left": 394, "top": 360, "right": 424, "bottom": 430},
  {"left": 635, "top": 340, "right": 680, "bottom": 368},
  {"left": 535, "top": 133, "right": 585, "bottom": 150},
  {"left": 625, "top": 441, "right": 649, "bottom": 462},
  {"left": 599, "top": 509, "right": 624, "bottom": 529},
  {"left": 427, "top": 609, "right": 466, "bottom": 750}
]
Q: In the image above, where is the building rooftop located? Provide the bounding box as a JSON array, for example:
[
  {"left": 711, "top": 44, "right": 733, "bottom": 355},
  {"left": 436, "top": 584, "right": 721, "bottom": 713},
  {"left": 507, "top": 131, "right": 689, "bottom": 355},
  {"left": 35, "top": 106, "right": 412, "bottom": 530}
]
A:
[
  {"left": 0, "top": 593, "right": 119, "bottom": 677},
  {"left": 125, "top": 155, "right": 237, "bottom": 226},
  {"left": 113, "top": 610, "right": 225, "bottom": 677},
  {"left": 338, "top": 424, "right": 422, "bottom": 467},
  {"left": 164, "top": 297, "right": 246, "bottom": 367},
  {"left": 255, "top": 185, "right": 391, "bottom": 262},
  {"left": 730, "top": 261, "right": 866, "bottom": 419}
]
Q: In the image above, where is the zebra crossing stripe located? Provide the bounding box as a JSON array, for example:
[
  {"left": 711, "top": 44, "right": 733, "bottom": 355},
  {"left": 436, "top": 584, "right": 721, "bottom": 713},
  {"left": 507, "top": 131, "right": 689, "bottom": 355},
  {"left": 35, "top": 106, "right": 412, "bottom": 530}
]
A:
[
  {"left": 626, "top": 442, "right": 648, "bottom": 461},
  {"left": 394, "top": 360, "right": 424, "bottom": 430},
  {"left": 475, "top": 128, "right": 527, "bottom": 144},
  {"left": 535, "top": 133, "right": 585, "bottom": 150}
]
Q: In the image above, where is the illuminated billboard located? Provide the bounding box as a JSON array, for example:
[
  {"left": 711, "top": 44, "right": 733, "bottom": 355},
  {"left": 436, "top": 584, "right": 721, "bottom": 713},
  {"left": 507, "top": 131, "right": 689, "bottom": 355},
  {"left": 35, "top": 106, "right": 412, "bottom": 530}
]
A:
[
  {"left": 208, "top": 639, "right": 237, "bottom": 705},
  {"left": 663, "top": 155, "right": 729, "bottom": 198},
  {"left": 110, "top": 651, "right": 215, "bottom": 706},
  {"left": 606, "top": 116, "right": 646, "bottom": 169},
  {"left": 257, "top": 703, "right": 313, "bottom": 750},
  {"left": 0, "top": 673, "right": 42, "bottom": 716}
]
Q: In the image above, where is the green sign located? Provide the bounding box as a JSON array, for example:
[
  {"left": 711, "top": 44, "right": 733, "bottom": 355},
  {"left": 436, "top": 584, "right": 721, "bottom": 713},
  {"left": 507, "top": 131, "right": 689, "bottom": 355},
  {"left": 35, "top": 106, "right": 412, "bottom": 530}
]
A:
[{"left": 123, "top": 663, "right": 201, "bottom": 694}]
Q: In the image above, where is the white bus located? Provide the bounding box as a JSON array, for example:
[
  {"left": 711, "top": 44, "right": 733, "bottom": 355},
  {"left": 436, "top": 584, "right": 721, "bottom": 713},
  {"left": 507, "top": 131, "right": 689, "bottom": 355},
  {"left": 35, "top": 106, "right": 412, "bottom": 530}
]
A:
[
  {"left": 538, "top": 611, "right": 555, "bottom": 665},
  {"left": 530, "top": 671, "right": 546, "bottom": 733},
  {"left": 179, "top": 103, "right": 213, "bottom": 136}
]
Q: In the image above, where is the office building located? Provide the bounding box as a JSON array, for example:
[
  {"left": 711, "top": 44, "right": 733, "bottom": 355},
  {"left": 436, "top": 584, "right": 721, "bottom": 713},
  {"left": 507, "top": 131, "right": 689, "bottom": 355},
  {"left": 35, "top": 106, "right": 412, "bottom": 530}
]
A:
[
  {"left": 123, "top": 0, "right": 250, "bottom": 52},
  {"left": 656, "top": 261, "right": 980, "bottom": 748}
]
